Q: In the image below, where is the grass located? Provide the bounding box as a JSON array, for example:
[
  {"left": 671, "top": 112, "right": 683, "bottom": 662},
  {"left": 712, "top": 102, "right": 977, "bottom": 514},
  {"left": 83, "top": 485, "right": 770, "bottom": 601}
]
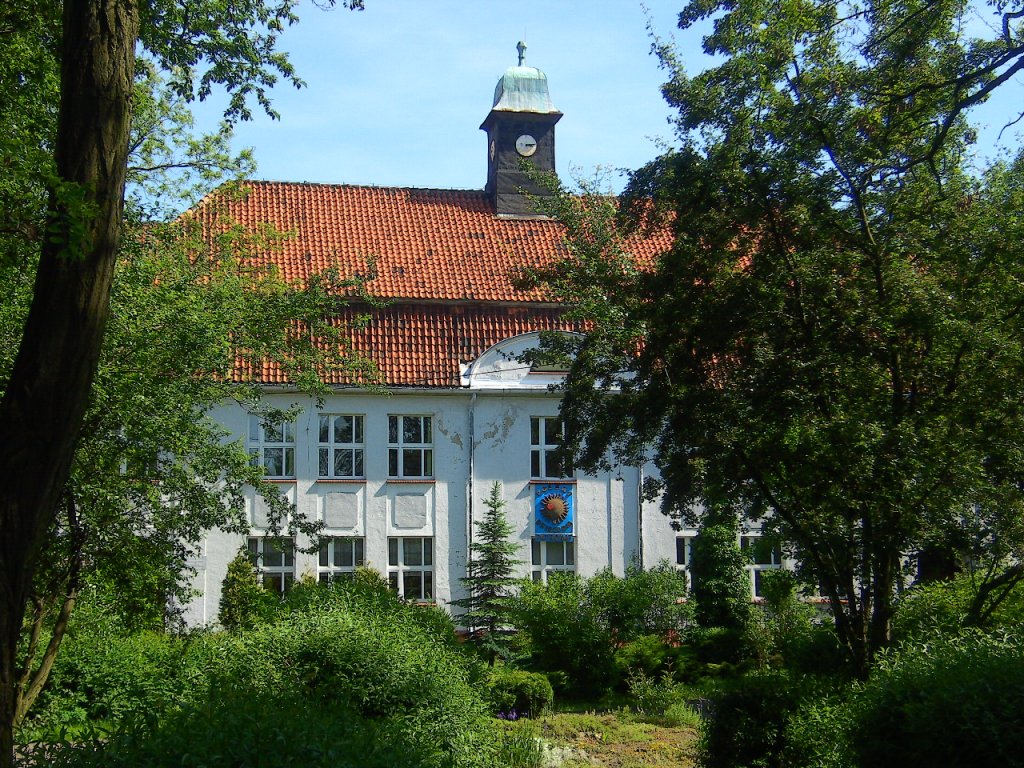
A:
[{"left": 498, "top": 705, "right": 700, "bottom": 768}]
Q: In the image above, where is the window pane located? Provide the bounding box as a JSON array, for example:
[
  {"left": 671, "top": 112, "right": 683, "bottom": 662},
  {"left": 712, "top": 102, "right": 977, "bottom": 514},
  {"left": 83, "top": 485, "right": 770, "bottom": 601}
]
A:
[
  {"left": 404, "top": 571, "right": 422, "bottom": 600},
  {"left": 545, "top": 418, "right": 562, "bottom": 445},
  {"left": 548, "top": 542, "right": 564, "bottom": 565},
  {"left": 319, "top": 415, "right": 329, "bottom": 443},
  {"left": 423, "top": 570, "right": 433, "bottom": 600},
  {"left": 403, "top": 449, "right": 422, "bottom": 477},
  {"left": 354, "top": 538, "right": 364, "bottom": 566},
  {"left": 353, "top": 416, "right": 363, "bottom": 443},
  {"left": 530, "top": 417, "right": 539, "bottom": 446},
  {"left": 263, "top": 448, "right": 283, "bottom": 476},
  {"left": 389, "top": 449, "right": 399, "bottom": 477},
  {"left": 531, "top": 452, "right": 541, "bottom": 478},
  {"left": 388, "top": 538, "right": 398, "bottom": 566},
  {"left": 335, "top": 415, "right": 353, "bottom": 443},
  {"left": 318, "top": 573, "right": 330, "bottom": 585},
  {"left": 335, "top": 450, "right": 353, "bottom": 477},
  {"left": 423, "top": 450, "right": 433, "bottom": 478},
  {"left": 353, "top": 452, "right": 364, "bottom": 477},
  {"left": 423, "top": 538, "right": 432, "bottom": 566},
  {"left": 404, "top": 538, "right": 422, "bottom": 566},
  {"left": 676, "top": 538, "right": 688, "bottom": 566},
  {"left": 388, "top": 572, "right": 398, "bottom": 592},
  {"left": 264, "top": 421, "right": 283, "bottom": 443},
  {"left": 319, "top": 542, "right": 329, "bottom": 567},
  {"left": 283, "top": 422, "right": 294, "bottom": 443},
  {"left": 319, "top": 448, "right": 329, "bottom": 477},
  {"left": 264, "top": 573, "right": 282, "bottom": 592},
  {"left": 283, "top": 447, "right": 294, "bottom": 477},
  {"left": 263, "top": 544, "right": 282, "bottom": 567},
  {"left": 532, "top": 571, "right": 543, "bottom": 582},
  {"left": 422, "top": 417, "right": 431, "bottom": 444},
  {"left": 403, "top": 416, "right": 421, "bottom": 443},
  {"left": 337, "top": 540, "right": 353, "bottom": 567},
  {"left": 566, "top": 542, "right": 575, "bottom": 565},
  {"left": 388, "top": 415, "right": 398, "bottom": 443},
  {"left": 249, "top": 415, "right": 261, "bottom": 441},
  {"left": 532, "top": 540, "right": 541, "bottom": 565},
  {"left": 282, "top": 543, "right": 294, "bottom": 567},
  {"left": 247, "top": 538, "right": 258, "bottom": 556}
]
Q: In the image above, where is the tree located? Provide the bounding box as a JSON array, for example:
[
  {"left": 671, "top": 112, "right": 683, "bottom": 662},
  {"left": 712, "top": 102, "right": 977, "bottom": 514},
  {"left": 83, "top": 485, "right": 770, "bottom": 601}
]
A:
[
  {"left": 522, "top": 0, "right": 1024, "bottom": 676},
  {"left": 0, "top": 1, "right": 363, "bottom": 762},
  {"left": 689, "top": 510, "right": 751, "bottom": 633},
  {"left": 219, "top": 548, "right": 276, "bottom": 632},
  {"left": 452, "top": 482, "right": 523, "bottom": 663}
]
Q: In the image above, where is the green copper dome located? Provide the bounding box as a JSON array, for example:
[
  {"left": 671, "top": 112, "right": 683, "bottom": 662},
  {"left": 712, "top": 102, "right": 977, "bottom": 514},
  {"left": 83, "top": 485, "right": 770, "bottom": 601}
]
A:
[{"left": 490, "top": 41, "right": 559, "bottom": 114}]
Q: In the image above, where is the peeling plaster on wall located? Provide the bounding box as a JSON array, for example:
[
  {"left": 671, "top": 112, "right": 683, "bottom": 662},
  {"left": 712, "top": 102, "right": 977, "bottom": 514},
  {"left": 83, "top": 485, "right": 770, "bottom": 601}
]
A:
[
  {"left": 477, "top": 406, "right": 519, "bottom": 449},
  {"left": 434, "top": 413, "right": 464, "bottom": 449}
]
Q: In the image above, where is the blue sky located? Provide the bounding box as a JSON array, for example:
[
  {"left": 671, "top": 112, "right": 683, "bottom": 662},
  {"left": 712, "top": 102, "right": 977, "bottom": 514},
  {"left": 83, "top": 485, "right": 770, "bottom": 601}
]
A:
[{"left": 191, "top": 1, "right": 1023, "bottom": 194}]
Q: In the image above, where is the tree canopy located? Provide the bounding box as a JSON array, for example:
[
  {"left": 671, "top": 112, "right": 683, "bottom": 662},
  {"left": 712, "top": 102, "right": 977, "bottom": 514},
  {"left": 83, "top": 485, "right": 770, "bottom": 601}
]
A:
[{"left": 523, "top": 0, "right": 1024, "bottom": 675}]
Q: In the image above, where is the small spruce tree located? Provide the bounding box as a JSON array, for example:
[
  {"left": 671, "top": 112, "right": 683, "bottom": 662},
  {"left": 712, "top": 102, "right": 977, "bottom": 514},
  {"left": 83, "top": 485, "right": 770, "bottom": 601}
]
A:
[{"left": 453, "top": 482, "right": 523, "bottom": 663}]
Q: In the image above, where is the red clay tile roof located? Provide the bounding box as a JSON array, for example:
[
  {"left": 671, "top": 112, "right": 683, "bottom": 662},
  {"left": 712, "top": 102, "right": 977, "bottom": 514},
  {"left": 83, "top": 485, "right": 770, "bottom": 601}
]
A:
[
  {"left": 194, "top": 181, "right": 670, "bottom": 387},
  {"left": 235, "top": 304, "right": 583, "bottom": 388}
]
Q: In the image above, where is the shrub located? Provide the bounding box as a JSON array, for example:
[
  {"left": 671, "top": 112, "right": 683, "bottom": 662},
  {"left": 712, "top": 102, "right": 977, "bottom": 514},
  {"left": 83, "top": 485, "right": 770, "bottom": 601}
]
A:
[
  {"left": 28, "top": 690, "right": 438, "bottom": 768},
  {"left": 891, "top": 574, "right": 1024, "bottom": 644},
  {"left": 487, "top": 668, "right": 554, "bottom": 718},
  {"left": 588, "top": 561, "right": 691, "bottom": 641},
  {"left": 614, "top": 633, "right": 677, "bottom": 680},
  {"left": 697, "top": 671, "right": 815, "bottom": 768},
  {"left": 509, "top": 572, "right": 616, "bottom": 697},
  {"left": 848, "top": 632, "right": 1024, "bottom": 768}
]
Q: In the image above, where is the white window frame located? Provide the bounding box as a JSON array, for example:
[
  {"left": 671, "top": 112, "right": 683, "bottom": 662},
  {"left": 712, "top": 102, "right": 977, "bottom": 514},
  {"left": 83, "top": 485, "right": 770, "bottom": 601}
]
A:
[
  {"left": 318, "top": 536, "right": 365, "bottom": 584},
  {"left": 741, "top": 535, "right": 784, "bottom": 598},
  {"left": 531, "top": 538, "right": 575, "bottom": 583},
  {"left": 247, "top": 536, "right": 295, "bottom": 594},
  {"left": 387, "top": 537, "right": 434, "bottom": 601},
  {"left": 388, "top": 415, "right": 433, "bottom": 479},
  {"left": 318, "top": 414, "right": 365, "bottom": 479},
  {"left": 248, "top": 415, "right": 296, "bottom": 479},
  {"left": 530, "top": 416, "right": 572, "bottom": 480},
  {"left": 675, "top": 535, "right": 694, "bottom": 589}
]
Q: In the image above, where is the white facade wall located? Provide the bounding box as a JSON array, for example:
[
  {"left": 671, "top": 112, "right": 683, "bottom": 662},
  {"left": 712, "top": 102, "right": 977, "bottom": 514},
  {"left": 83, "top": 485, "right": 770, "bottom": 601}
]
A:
[{"left": 181, "top": 333, "right": 780, "bottom": 626}]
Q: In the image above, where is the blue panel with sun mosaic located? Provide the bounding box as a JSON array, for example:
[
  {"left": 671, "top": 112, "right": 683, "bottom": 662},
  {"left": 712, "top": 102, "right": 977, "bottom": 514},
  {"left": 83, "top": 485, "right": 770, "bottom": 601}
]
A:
[{"left": 534, "top": 483, "right": 574, "bottom": 541}]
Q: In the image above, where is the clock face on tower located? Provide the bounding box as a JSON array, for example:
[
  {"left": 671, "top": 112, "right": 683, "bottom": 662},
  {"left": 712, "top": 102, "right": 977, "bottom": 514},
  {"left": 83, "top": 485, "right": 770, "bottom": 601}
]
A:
[{"left": 515, "top": 134, "right": 538, "bottom": 157}]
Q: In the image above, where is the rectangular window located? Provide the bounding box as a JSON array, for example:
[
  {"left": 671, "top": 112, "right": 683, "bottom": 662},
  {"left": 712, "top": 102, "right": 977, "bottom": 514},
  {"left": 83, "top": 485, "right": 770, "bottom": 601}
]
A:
[
  {"left": 318, "top": 414, "right": 365, "bottom": 478},
  {"left": 248, "top": 415, "right": 296, "bottom": 479},
  {"left": 675, "top": 536, "right": 693, "bottom": 589},
  {"left": 387, "top": 537, "right": 434, "bottom": 601},
  {"left": 246, "top": 536, "right": 295, "bottom": 594},
  {"left": 530, "top": 416, "right": 572, "bottom": 479},
  {"left": 318, "top": 536, "right": 365, "bottom": 584},
  {"left": 531, "top": 538, "right": 575, "bottom": 582},
  {"left": 388, "top": 415, "right": 433, "bottom": 479},
  {"left": 741, "top": 535, "right": 784, "bottom": 597}
]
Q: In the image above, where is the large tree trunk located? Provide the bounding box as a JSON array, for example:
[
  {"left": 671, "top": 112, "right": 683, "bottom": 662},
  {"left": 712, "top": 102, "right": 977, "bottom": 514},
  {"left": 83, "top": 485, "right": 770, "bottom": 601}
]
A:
[{"left": 0, "top": 1, "right": 138, "bottom": 765}]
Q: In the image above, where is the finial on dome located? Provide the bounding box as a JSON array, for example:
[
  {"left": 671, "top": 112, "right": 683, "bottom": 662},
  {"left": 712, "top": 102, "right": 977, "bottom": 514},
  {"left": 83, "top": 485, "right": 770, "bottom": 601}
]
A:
[{"left": 517, "top": 40, "right": 526, "bottom": 66}]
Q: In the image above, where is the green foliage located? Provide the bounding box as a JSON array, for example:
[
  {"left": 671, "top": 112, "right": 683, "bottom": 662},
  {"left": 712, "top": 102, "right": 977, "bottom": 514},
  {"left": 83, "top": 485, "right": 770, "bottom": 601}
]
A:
[
  {"left": 689, "top": 516, "right": 751, "bottom": 632},
  {"left": 847, "top": 633, "right": 1024, "bottom": 768},
  {"left": 218, "top": 548, "right": 277, "bottom": 631},
  {"left": 588, "top": 561, "right": 692, "bottom": 641},
  {"left": 628, "top": 669, "right": 698, "bottom": 727},
  {"left": 486, "top": 668, "right": 554, "bottom": 718},
  {"left": 892, "top": 573, "right": 1024, "bottom": 644},
  {"left": 452, "top": 483, "right": 523, "bottom": 659},
  {"left": 509, "top": 564, "right": 689, "bottom": 697},
  {"left": 25, "top": 585, "right": 497, "bottom": 768},
  {"left": 614, "top": 634, "right": 677, "bottom": 680},
  {"left": 697, "top": 672, "right": 822, "bottom": 768},
  {"left": 523, "top": 0, "right": 1024, "bottom": 674},
  {"left": 511, "top": 572, "right": 615, "bottom": 698}
]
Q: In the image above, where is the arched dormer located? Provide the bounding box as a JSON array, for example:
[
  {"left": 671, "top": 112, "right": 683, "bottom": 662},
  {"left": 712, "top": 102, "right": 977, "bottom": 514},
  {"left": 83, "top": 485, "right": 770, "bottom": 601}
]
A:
[{"left": 461, "top": 331, "right": 581, "bottom": 390}]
